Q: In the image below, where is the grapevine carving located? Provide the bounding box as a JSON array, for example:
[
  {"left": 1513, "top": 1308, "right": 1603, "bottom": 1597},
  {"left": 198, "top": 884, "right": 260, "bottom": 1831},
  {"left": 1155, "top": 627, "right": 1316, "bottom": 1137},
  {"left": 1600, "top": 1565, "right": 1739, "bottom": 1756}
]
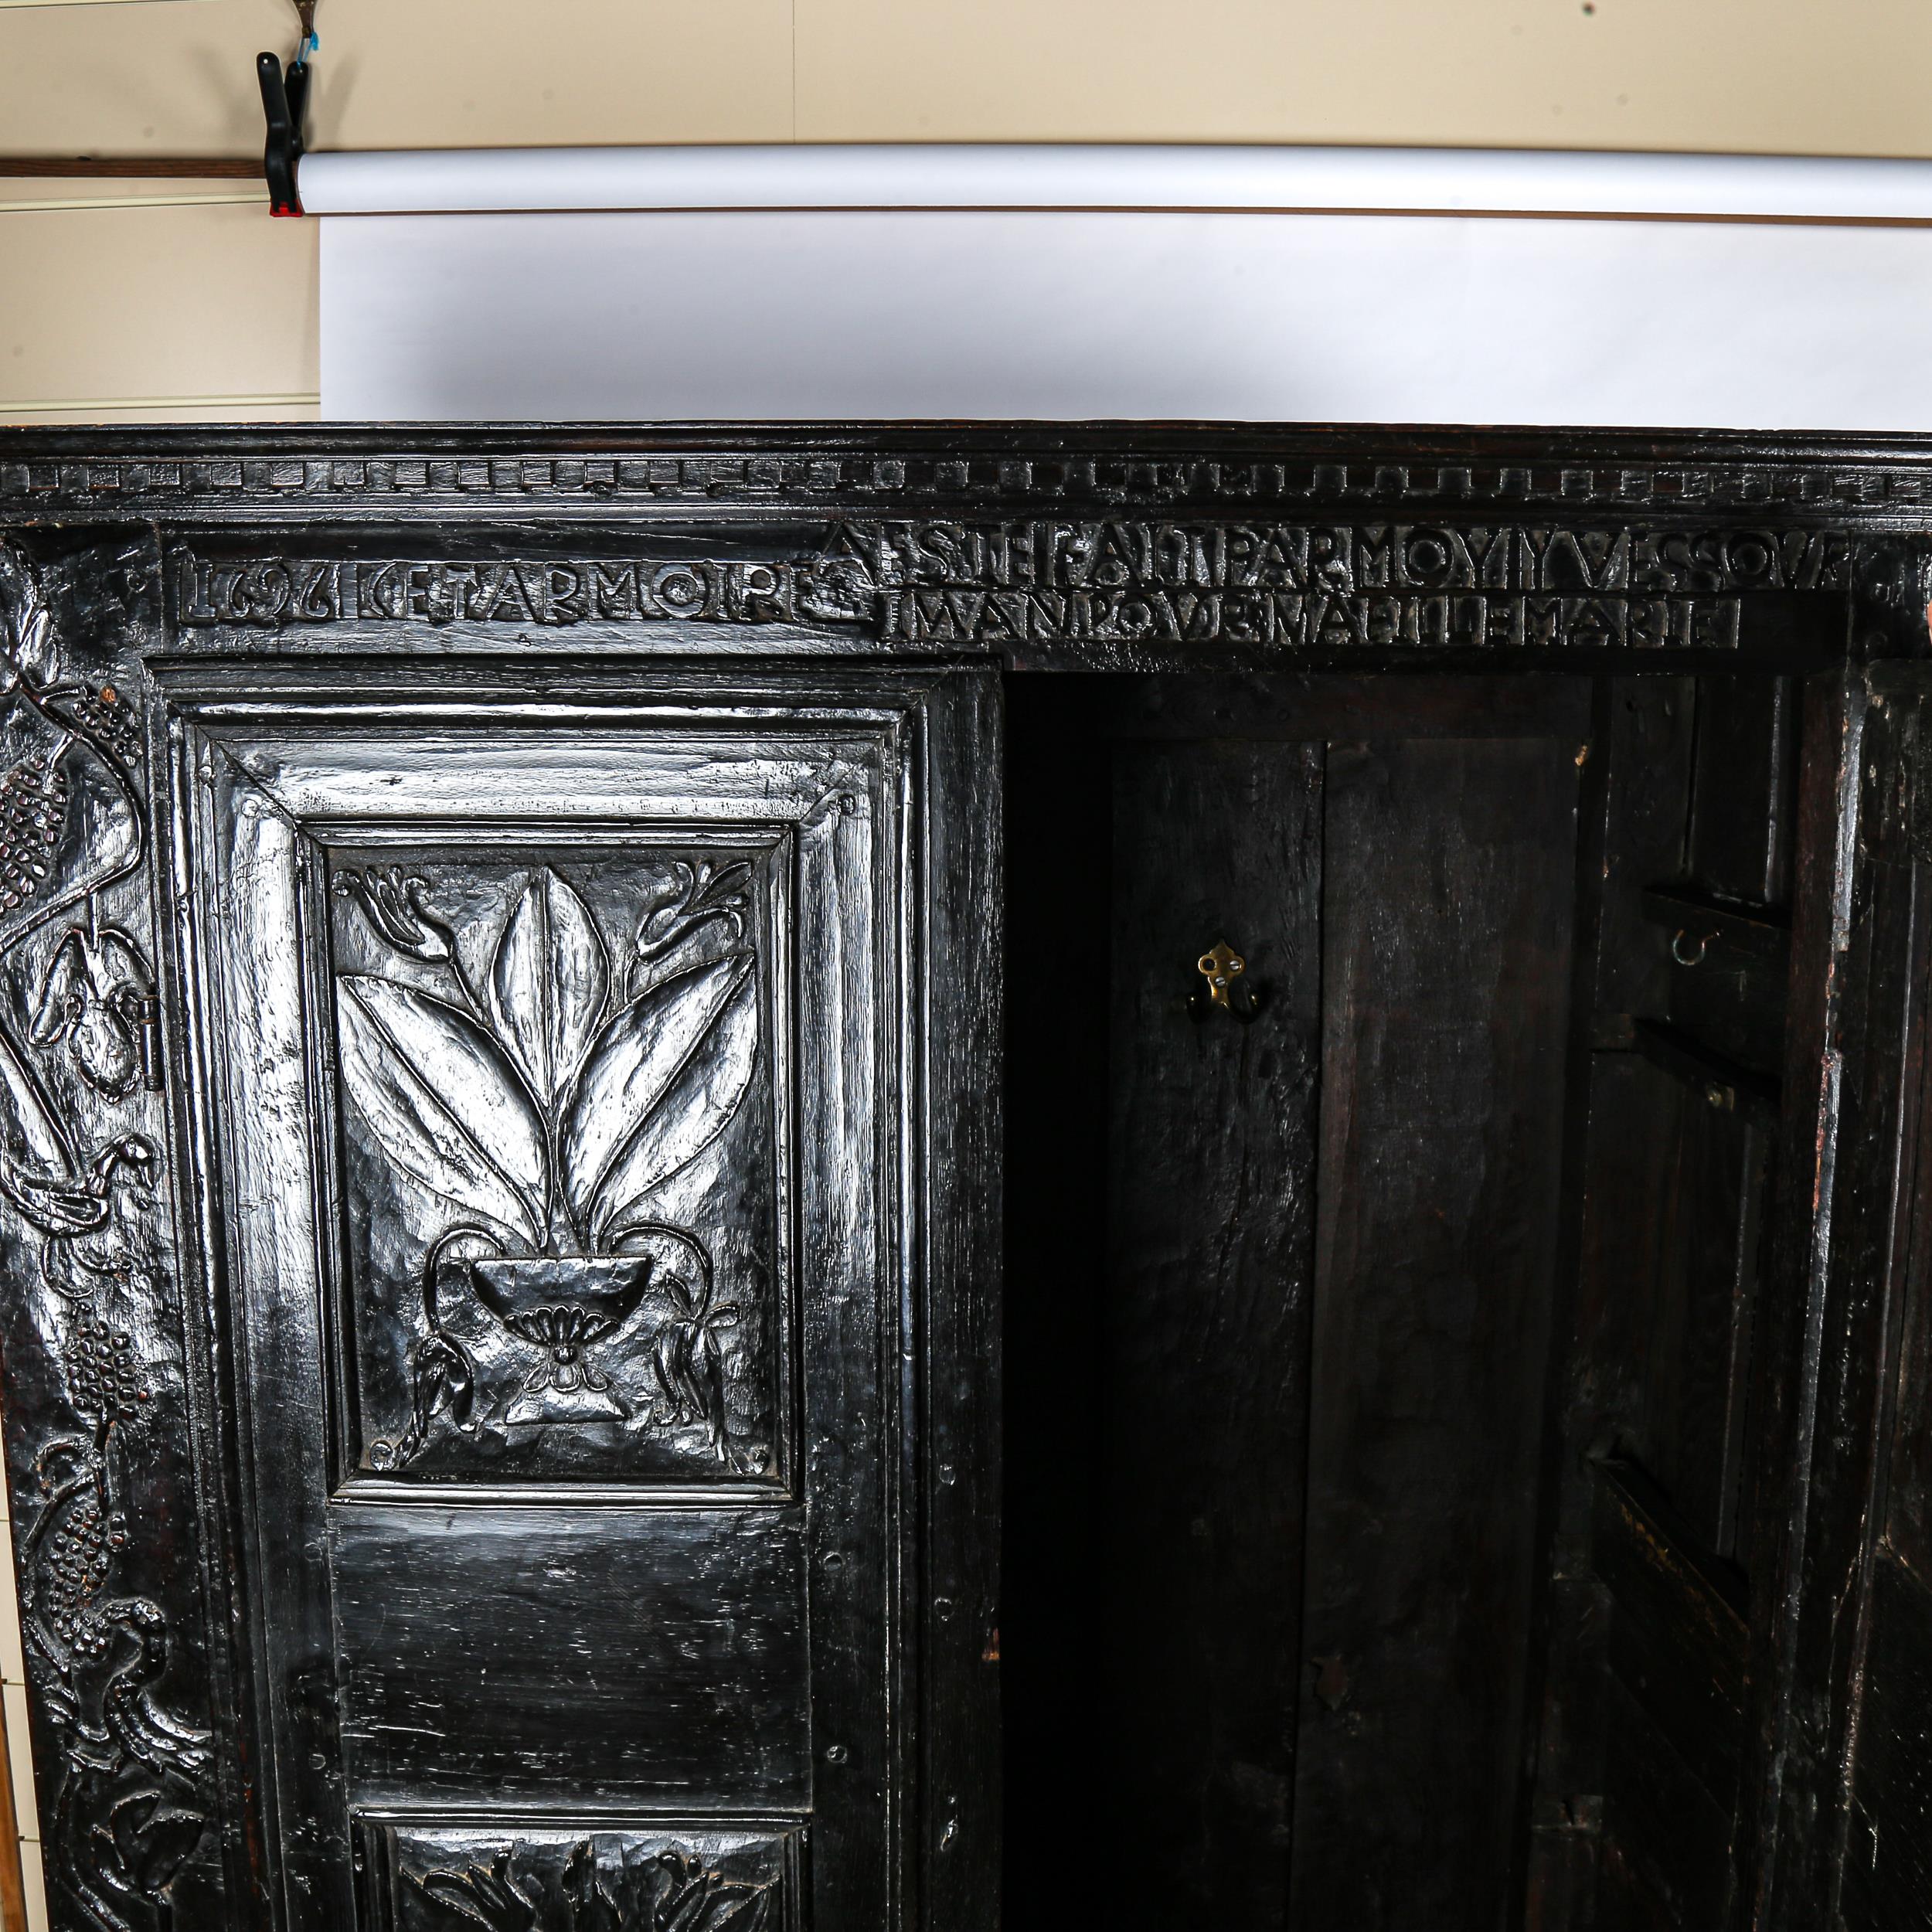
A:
[{"left": 0, "top": 541, "right": 211, "bottom": 1930}]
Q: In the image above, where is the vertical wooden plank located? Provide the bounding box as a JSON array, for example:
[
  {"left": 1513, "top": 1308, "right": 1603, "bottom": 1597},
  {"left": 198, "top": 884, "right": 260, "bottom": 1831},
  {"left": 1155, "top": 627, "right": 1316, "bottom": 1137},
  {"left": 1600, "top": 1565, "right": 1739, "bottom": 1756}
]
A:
[
  {"left": 1094, "top": 736, "right": 1324, "bottom": 1927},
  {"left": 1640, "top": 1098, "right": 1767, "bottom": 1559},
  {"left": 1291, "top": 737, "right": 1577, "bottom": 1932},
  {"left": 1732, "top": 670, "right": 1862, "bottom": 1930},
  {"left": 1829, "top": 679, "right": 1932, "bottom": 1932},
  {"left": 1594, "top": 677, "right": 1698, "bottom": 1023},
  {"left": 1600, "top": 1677, "right": 1737, "bottom": 1930},
  {"left": 1527, "top": 675, "right": 1696, "bottom": 1932},
  {"left": 1840, "top": 1552, "right": 1932, "bottom": 1927},
  {"left": 1737, "top": 669, "right": 1930, "bottom": 1932},
  {"left": 919, "top": 672, "right": 1003, "bottom": 1932},
  {"left": 1685, "top": 675, "right": 1800, "bottom": 911}
]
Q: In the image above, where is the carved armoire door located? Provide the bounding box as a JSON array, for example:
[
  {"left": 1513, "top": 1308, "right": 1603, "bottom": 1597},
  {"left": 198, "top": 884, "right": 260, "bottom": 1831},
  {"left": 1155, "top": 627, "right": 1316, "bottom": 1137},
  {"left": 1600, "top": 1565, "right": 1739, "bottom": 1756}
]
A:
[{"left": 0, "top": 529, "right": 998, "bottom": 1932}]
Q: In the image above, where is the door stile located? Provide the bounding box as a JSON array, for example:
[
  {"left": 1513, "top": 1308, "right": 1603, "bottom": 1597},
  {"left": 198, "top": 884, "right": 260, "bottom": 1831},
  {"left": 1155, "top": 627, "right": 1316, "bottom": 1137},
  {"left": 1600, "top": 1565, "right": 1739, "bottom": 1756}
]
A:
[
  {"left": 912, "top": 673, "right": 1002, "bottom": 1932},
  {"left": 1736, "top": 647, "right": 1932, "bottom": 1930},
  {"left": 157, "top": 696, "right": 277, "bottom": 1928}
]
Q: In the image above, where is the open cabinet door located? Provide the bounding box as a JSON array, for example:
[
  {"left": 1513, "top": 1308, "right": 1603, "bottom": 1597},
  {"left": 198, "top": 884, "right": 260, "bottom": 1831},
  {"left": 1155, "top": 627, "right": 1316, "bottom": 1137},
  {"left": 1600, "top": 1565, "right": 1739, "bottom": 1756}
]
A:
[
  {"left": 1816, "top": 668, "right": 1932, "bottom": 1932},
  {"left": 1740, "top": 656, "right": 1932, "bottom": 1932},
  {"left": 0, "top": 524, "right": 998, "bottom": 1932}
]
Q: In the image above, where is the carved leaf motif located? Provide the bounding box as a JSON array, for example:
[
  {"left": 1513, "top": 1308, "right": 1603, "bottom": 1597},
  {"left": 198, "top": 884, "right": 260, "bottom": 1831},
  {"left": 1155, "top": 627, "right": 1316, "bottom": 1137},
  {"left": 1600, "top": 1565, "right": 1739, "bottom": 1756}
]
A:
[
  {"left": 414, "top": 1847, "right": 540, "bottom": 1930},
  {"left": 0, "top": 1012, "right": 70, "bottom": 1169},
  {"left": 410, "top": 1840, "right": 776, "bottom": 1932},
  {"left": 337, "top": 975, "right": 545, "bottom": 1245},
  {"left": 488, "top": 869, "right": 608, "bottom": 1111},
  {"left": 107, "top": 1790, "right": 208, "bottom": 1896},
  {"left": 0, "top": 540, "right": 56, "bottom": 687},
  {"left": 563, "top": 954, "right": 757, "bottom": 1236}
]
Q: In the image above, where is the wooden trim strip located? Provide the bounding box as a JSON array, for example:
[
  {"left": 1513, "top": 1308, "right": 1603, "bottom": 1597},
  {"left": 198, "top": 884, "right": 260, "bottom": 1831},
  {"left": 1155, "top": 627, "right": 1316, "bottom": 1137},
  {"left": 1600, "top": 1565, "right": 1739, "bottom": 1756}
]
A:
[
  {"left": 0, "top": 395, "right": 319, "bottom": 415},
  {"left": 0, "top": 190, "right": 263, "bottom": 212},
  {"left": 0, "top": 157, "right": 258, "bottom": 178}
]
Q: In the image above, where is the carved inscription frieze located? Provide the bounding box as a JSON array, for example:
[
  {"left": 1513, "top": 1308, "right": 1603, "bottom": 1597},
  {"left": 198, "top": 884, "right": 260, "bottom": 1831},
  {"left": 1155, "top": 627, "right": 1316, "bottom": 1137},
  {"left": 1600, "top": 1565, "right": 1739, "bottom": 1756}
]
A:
[
  {"left": 849, "top": 518, "right": 1842, "bottom": 650},
  {"left": 175, "top": 552, "right": 874, "bottom": 631},
  {"left": 330, "top": 849, "right": 778, "bottom": 1482},
  {"left": 171, "top": 518, "right": 1847, "bottom": 655},
  {"left": 0, "top": 542, "right": 216, "bottom": 1929}
]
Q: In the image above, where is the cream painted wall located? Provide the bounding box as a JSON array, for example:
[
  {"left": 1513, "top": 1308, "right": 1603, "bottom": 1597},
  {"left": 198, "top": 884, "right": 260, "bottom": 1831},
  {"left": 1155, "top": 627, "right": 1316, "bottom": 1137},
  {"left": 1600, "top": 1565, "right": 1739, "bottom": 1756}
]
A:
[
  {"left": 2, "top": 0, "right": 1932, "bottom": 420},
  {"left": 5, "top": 0, "right": 1932, "bottom": 158},
  {"left": 1, "top": 177, "right": 318, "bottom": 423}
]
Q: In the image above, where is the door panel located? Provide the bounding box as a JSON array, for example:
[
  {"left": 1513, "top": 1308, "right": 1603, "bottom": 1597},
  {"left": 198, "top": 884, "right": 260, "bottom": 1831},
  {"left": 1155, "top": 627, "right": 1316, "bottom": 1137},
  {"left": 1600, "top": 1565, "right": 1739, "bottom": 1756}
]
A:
[
  {"left": 329, "top": 1507, "right": 809, "bottom": 1804},
  {"left": 1097, "top": 735, "right": 1323, "bottom": 1922},
  {"left": 1291, "top": 736, "right": 1578, "bottom": 1932},
  {"left": 356, "top": 1820, "right": 808, "bottom": 1932},
  {"left": 165, "top": 669, "right": 991, "bottom": 1930}
]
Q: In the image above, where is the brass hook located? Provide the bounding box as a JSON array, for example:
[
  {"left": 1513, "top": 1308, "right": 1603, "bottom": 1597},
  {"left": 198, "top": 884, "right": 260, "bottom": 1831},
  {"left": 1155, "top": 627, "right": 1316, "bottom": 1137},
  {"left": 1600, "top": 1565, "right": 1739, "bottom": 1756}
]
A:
[
  {"left": 1189, "top": 940, "right": 1265, "bottom": 1023},
  {"left": 1671, "top": 928, "right": 1710, "bottom": 968}
]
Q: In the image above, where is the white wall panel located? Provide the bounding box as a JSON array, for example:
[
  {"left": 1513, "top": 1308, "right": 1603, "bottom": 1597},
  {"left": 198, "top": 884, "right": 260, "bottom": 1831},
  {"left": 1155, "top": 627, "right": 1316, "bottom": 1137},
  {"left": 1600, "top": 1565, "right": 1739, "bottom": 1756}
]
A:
[{"left": 319, "top": 195, "right": 1932, "bottom": 429}]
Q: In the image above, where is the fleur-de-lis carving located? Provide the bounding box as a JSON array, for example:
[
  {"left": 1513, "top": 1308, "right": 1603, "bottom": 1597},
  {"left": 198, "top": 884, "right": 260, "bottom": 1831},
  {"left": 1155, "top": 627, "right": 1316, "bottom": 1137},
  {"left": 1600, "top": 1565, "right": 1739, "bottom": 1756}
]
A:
[
  {"left": 338, "top": 862, "right": 762, "bottom": 1468},
  {"left": 337, "top": 865, "right": 757, "bottom": 1253}
]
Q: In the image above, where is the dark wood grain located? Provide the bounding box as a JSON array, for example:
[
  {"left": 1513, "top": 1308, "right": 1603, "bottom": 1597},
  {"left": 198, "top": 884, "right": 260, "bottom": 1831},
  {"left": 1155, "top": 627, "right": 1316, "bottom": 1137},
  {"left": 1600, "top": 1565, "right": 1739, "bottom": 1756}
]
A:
[
  {"left": 1600, "top": 1675, "right": 1736, "bottom": 1930},
  {"left": 1593, "top": 1464, "right": 1747, "bottom": 1801},
  {"left": 0, "top": 156, "right": 261, "bottom": 176},
  {"left": 1685, "top": 675, "right": 1800, "bottom": 910},
  {"left": 1525, "top": 673, "right": 1698, "bottom": 1932},
  {"left": 1832, "top": 676, "right": 1932, "bottom": 1932},
  {"left": 1739, "top": 674, "right": 1931, "bottom": 1932},
  {"left": 1617, "top": 1075, "right": 1769, "bottom": 1557},
  {"left": 1093, "top": 735, "right": 1322, "bottom": 1928},
  {"left": 1291, "top": 735, "right": 1577, "bottom": 1931},
  {"left": 1842, "top": 1551, "right": 1932, "bottom": 1927},
  {"left": 919, "top": 672, "right": 1005, "bottom": 1932},
  {"left": 332, "top": 1504, "right": 811, "bottom": 1802}
]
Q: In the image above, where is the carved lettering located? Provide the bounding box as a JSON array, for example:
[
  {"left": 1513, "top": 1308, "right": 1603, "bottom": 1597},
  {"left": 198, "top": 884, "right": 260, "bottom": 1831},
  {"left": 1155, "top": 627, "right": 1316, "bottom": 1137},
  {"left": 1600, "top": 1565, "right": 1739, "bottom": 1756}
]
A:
[
  {"left": 835, "top": 519, "right": 1848, "bottom": 597},
  {"left": 173, "top": 552, "right": 865, "bottom": 630},
  {"left": 171, "top": 519, "right": 1834, "bottom": 654}
]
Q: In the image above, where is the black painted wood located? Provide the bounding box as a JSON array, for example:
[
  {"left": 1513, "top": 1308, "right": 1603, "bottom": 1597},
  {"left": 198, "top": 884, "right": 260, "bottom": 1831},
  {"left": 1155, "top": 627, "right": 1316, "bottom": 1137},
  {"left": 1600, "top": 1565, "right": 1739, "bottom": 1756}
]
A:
[
  {"left": 2, "top": 425, "right": 1931, "bottom": 1932},
  {"left": 1842, "top": 1553, "right": 1932, "bottom": 1928},
  {"left": 1523, "top": 673, "right": 1696, "bottom": 1932},
  {"left": 1095, "top": 733, "right": 1322, "bottom": 1927},
  {"left": 1292, "top": 733, "right": 1578, "bottom": 1931},
  {"left": 1829, "top": 669, "right": 1932, "bottom": 1932}
]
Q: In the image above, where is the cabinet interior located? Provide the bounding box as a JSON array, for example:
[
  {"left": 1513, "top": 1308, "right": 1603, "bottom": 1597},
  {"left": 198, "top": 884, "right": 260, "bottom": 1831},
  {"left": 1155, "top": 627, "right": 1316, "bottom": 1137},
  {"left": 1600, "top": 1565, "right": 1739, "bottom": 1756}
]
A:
[{"left": 1002, "top": 669, "right": 1794, "bottom": 1929}]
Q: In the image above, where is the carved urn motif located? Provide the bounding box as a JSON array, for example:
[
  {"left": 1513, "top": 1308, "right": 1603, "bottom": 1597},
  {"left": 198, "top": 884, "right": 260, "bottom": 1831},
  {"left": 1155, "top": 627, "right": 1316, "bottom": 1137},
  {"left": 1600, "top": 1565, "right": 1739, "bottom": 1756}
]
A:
[{"left": 334, "top": 859, "right": 760, "bottom": 1469}]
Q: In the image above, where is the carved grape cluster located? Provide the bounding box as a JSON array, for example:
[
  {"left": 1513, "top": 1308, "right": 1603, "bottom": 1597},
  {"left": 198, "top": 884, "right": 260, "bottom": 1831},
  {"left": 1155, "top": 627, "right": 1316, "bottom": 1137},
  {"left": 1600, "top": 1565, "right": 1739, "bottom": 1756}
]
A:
[
  {"left": 0, "top": 753, "right": 66, "bottom": 910},
  {"left": 69, "top": 683, "right": 141, "bottom": 764},
  {"left": 43, "top": 1491, "right": 116, "bottom": 1655},
  {"left": 65, "top": 1307, "right": 148, "bottom": 1424}
]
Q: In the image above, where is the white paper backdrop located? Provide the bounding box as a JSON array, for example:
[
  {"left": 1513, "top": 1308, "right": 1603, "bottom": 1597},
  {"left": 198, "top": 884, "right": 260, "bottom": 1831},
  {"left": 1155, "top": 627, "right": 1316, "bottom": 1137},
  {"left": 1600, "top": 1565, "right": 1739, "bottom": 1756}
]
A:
[{"left": 312, "top": 149, "right": 1932, "bottom": 428}]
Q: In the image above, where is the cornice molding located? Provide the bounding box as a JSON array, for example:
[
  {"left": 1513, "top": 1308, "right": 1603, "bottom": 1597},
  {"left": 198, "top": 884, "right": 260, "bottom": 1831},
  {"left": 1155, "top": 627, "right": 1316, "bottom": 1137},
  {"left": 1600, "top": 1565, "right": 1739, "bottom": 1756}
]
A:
[{"left": 9, "top": 427, "right": 1932, "bottom": 525}]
